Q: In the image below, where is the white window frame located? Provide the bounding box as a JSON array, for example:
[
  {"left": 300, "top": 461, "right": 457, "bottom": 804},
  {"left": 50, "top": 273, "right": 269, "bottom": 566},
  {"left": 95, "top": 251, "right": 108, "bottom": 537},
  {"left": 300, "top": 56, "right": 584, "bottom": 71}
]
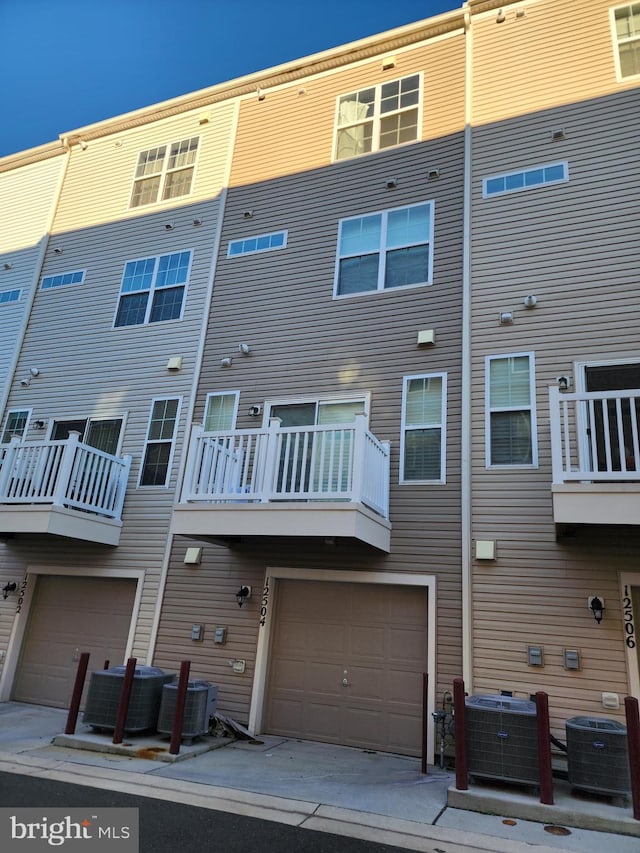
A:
[
  {"left": 485, "top": 352, "right": 538, "bottom": 468},
  {"left": 48, "top": 415, "right": 126, "bottom": 456},
  {"left": 333, "top": 200, "right": 434, "bottom": 299},
  {"left": 1, "top": 409, "right": 31, "bottom": 443},
  {"left": 332, "top": 73, "right": 422, "bottom": 162},
  {"left": 482, "top": 162, "right": 569, "bottom": 198},
  {"left": 611, "top": 3, "right": 640, "bottom": 80},
  {"left": 203, "top": 391, "right": 240, "bottom": 432},
  {"left": 138, "top": 397, "right": 182, "bottom": 488},
  {"left": 113, "top": 250, "right": 192, "bottom": 328},
  {"left": 0, "top": 289, "right": 22, "bottom": 305},
  {"left": 41, "top": 270, "right": 86, "bottom": 290},
  {"left": 227, "top": 231, "right": 288, "bottom": 258},
  {"left": 129, "top": 136, "right": 200, "bottom": 208},
  {"left": 400, "top": 373, "right": 446, "bottom": 485}
]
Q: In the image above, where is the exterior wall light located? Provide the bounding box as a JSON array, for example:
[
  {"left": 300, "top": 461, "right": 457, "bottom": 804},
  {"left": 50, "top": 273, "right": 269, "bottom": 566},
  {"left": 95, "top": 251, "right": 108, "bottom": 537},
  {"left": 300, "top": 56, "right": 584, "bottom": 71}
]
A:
[
  {"left": 2, "top": 582, "right": 17, "bottom": 600},
  {"left": 235, "top": 585, "right": 252, "bottom": 607},
  {"left": 588, "top": 596, "right": 605, "bottom": 624}
]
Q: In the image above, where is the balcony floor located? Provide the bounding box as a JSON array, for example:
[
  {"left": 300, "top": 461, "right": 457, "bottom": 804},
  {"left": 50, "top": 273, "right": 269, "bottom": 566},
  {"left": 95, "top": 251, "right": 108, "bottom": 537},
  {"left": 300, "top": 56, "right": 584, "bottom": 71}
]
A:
[
  {"left": 552, "top": 482, "right": 640, "bottom": 526},
  {"left": 171, "top": 501, "right": 391, "bottom": 552},
  {"left": 0, "top": 504, "right": 123, "bottom": 545}
]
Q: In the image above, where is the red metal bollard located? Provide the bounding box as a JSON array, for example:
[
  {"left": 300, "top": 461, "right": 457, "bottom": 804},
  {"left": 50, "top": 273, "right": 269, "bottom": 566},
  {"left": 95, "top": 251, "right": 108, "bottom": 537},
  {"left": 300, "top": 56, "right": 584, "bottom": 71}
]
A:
[
  {"left": 170, "top": 660, "right": 191, "bottom": 755},
  {"left": 453, "top": 677, "right": 468, "bottom": 790},
  {"left": 65, "top": 652, "right": 90, "bottom": 735},
  {"left": 624, "top": 696, "right": 640, "bottom": 821},
  {"left": 112, "top": 657, "right": 137, "bottom": 745},
  {"left": 421, "top": 672, "right": 428, "bottom": 774},
  {"left": 535, "top": 691, "right": 554, "bottom": 805}
]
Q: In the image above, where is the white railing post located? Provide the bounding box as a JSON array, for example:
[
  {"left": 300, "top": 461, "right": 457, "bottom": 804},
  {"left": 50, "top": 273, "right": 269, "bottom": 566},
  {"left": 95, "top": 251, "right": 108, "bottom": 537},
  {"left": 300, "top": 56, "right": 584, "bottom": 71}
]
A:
[
  {"left": 351, "top": 413, "right": 367, "bottom": 503},
  {"left": 380, "top": 440, "right": 391, "bottom": 518},
  {"left": 52, "top": 430, "right": 81, "bottom": 507},
  {"left": 262, "top": 418, "right": 282, "bottom": 502},
  {"left": 180, "top": 424, "right": 202, "bottom": 502},
  {"left": 548, "top": 386, "right": 565, "bottom": 485},
  {"left": 0, "top": 437, "right": 21, "bottom": 498},
  {"left": 112, "top": 455, "right": 132, "bottom": 517}
]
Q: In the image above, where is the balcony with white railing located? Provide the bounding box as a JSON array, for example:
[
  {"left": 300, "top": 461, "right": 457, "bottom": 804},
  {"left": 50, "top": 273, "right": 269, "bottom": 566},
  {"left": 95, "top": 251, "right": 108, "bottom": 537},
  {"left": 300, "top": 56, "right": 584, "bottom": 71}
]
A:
[
  {"left": 0, "top": 432, "right": 131, "bottom": 545},
  {"left": 549, "top": 386, "right": 640, "bottom": 525},
  {"left": 172, "top": 413, "right": 392, "bottom": 551}
]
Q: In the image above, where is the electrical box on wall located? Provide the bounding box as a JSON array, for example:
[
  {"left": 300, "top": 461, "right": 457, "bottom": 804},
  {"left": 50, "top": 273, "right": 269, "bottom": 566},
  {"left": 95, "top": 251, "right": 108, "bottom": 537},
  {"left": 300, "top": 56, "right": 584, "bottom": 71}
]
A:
[
  {"left": 191, "top": 624, "right": 204, "bottom": 641},
  {"left": 214, "top": 627, "right": 227, "bottom": 645}
]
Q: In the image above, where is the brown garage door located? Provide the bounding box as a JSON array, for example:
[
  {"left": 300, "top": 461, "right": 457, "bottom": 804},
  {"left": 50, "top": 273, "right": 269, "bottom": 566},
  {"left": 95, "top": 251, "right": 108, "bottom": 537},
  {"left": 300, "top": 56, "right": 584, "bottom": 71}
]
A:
[
  {"left": 266, "top": 579, "right": 428, "bottom": 756},
  {"left": 13, "top": 575, "right": 137, "bottom": 708}
]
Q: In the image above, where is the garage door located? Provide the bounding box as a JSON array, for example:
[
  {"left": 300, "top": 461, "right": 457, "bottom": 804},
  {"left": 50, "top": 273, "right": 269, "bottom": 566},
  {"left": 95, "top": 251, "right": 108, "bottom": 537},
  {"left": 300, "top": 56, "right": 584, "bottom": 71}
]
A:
[
  {"left": 13, "top": 575, "right": 137, "bottom": 708},
  {"left": 266, "top": 579, "right": 428, "bottom": 756}
]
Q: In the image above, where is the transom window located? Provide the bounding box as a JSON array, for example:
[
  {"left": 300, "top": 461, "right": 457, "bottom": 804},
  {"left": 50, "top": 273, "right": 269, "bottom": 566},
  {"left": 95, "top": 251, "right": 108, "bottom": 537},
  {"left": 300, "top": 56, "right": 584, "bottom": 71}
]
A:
[
  {"left": 612, "top": 4, "right": 640, "bottom": 78},
  {"left": 483, "top": 162, "right": 568, "bottom": 198},
  {"left": 0, "top": 289, "right": 22, "bottom": 305},
  {"left": 335, "top": 202, "right": 433, "bottom": 297},
  {"left": 130, "top": 137, "right": 199, "bottom": 208},
  {"left": 139, "top": 397, "right": 181, "bottom": 487},
  {"left": 41, "top": 270, "right": 85, "bottom": 290},
  {"left": 114, "top": 250, "right": 191, "bottom": 328},
  {"left": 1, "top": 409, "right": 30, "bottom": 443},
  {"left": 401, "top": 374, "right": 446, "bottom": 483},
  {"left": 204, "top": 392, "right": 239, "bottom": 431},
  {"left": 486, "top": 353, "right": 537, "bottom": 467},
  {"left": 227, "top": 231, "right": 287, "bottom": 257},
  {"left": 334, "top": 74, "right": 421, "bottom": 160}
]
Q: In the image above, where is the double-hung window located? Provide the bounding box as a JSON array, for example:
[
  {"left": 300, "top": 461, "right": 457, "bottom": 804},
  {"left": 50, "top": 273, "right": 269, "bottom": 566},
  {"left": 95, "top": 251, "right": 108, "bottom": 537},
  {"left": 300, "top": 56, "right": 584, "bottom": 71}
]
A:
[
  {"left": 114, "top": 250, "right": 191, "bottom": 328},
  {"left": 335, "top": 202, "right": 432, "bottom": 297},
  {"left": 139, "top": 398, "right": 181, "bottom": 486},
  {"left": 204, "top": 392, "right": 239, "bottom": 431},
  {"left": 334, "top": 74, "right": 421, "bottom": 160},
  {"left": 612, "top": 4, "right": 640, "bottom": 79},
  {"left": 1, "top": 409, "right": 30, "bottom": 443},
  {"left": 130, "top": 137, "right": 199, "bottom": 207},
  {"left": 401, "top": 374, "right": 446, "bottom": 483},
  {"left": 486, "top": 353, "right": 537, "bottom": 467}
]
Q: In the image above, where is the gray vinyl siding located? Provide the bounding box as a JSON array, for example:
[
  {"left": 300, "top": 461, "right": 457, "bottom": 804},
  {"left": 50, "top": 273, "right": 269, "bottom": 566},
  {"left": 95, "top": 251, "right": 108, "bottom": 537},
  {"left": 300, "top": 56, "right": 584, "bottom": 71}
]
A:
[
  {"left": 469, "top": 0, "right": 640, "bottom": 736},
  {"left": 0, "top": 106, "right": 236, "bottom": 666},
  {"left": 154, "top": 128, "right": 466, "bottom": 722}
]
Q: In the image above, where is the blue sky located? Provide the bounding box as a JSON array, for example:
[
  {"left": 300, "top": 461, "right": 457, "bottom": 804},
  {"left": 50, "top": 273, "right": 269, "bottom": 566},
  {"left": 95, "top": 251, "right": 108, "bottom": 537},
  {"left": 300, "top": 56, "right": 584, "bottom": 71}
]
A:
[{"left": 0, "top": 0, "right": 459, "bottom": 158}]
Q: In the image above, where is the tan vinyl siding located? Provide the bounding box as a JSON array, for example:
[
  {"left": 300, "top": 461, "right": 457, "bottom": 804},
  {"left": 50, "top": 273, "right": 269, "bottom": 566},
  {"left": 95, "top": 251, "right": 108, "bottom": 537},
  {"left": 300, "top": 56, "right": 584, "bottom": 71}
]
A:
[
  {"left": 472, "top": 0, "right": 635, "bottom": 127},
  {"left": 230, "top": 34, "right": 465, "bottom": 186},
  {"left": 154, "top": 130, "right": 466, "bottom": 723},
  {"left": 468, "top": 1, "right": 640, "bottom": 735},
  {"left": 53, "top": 102, "right": 235, "bottom": 232}
]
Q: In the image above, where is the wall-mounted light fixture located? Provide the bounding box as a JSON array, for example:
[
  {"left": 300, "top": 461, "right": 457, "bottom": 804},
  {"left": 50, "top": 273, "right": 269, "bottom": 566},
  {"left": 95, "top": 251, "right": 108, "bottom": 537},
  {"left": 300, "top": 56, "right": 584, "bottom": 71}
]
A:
[
  {"left": 2, "top": 582, "right": 16, "bottom": 600},
  {"left": 53, "top": 247, "right": 64, "bottom": 255},
  {"left": 523, "top": 295, "right": 537, "bottom": 308},
  {"left": 238, "top": 343, "right": 250, "bottom": 355},
  {"left": 221, "top": 357, "right": 233, "bottom": 368},
  {"left": 588, "top": 596, "right": 605, "bottom": 624},
  {"left": 34, "top": 420, "right": 46, "bottom": 430},
  {"left": 235, "top": 585, "right": 252, "bottom": 607},
  {"left": 556, "top": 375, "right": 572, "bottom": 391},
  {"left": 20, "top": 368, "right": 40, "bottom": 388},
  {"left": 248, "top": 404, "right": 262, "bottom": 417},
  {"left": 3, "top": 263, "right": 12, "bottom": 270}
]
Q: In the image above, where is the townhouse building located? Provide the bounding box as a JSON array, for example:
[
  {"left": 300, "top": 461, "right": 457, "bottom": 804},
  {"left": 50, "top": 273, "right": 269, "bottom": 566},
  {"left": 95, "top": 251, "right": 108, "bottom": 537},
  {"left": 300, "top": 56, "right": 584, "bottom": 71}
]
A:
[{"left": 0, "top": 0, "right": 638, "bottom": 764}]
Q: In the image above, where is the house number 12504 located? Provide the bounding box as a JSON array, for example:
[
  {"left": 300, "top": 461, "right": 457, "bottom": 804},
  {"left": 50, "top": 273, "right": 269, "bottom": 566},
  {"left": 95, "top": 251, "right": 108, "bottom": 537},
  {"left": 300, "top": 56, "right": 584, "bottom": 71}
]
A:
[
  {"left": 259, "top": 581, "right": 270, "bottom": 627},
  {"left": 623, "top": 585, "right": 636, "bottom": 649}
]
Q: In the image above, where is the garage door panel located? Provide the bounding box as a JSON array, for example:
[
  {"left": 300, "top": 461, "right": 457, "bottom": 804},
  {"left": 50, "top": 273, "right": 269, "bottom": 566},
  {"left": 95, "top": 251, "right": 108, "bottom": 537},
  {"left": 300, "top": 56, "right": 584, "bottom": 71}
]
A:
[{"left": 267, "top": 580, "right": 428, "bottom": 756}]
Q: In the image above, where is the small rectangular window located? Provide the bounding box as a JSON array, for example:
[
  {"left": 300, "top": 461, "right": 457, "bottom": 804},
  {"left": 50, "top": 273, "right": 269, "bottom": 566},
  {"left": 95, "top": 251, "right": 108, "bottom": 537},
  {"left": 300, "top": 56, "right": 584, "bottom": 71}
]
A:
[
  {"left": 0, "top": 289, "right": 22, "bottom": 305},
  {"left": 130, "top": 137, "right": 199, "bottom": 208},
  {"left": 204, "top": 392, "right": 239, "bottom": 431},
  {"left": 483, "top": 162, "right": 569, "bottom": 198},
  {"left": 334, "top": 74, "right": 421, "bottom": 160},
  {"left": 227, "top": 231, "right": 288, "bottom": 257},
  {"left": 486, "top": 353, "right": 537, "bottom": 467},
  {"left": 139, "top": 397, "right": 181, "bottom": 486},
  {"left": 41, "top": 270, "right": 85, "bottom": 290},
  {"left": 335, "top": 202, "right": 433, "bottom": 297},
  {"left": 400, "top": 374, "right": 446, "bottom": 483},
  {"left": 1, "top": 409, "right": 30, "bottom": 443},
  {"left": 612, "top": 3, "right": 640, "bottom": 79},
  {"left": 114, "top": 251, "right": 191, "bottom": 328}
]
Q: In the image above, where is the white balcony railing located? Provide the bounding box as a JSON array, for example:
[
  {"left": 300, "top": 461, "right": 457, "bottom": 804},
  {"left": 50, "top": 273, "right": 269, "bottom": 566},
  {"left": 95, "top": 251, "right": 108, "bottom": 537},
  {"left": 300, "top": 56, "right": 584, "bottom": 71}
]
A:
[
  {"left": 0, "top": 432, "right": 131, "bottom": 520},
  {"left": 549, "top": 386, "right": 640, "bottom": 485},
  {"left": 180, "top": 413, "right": 390, "bottom": 520}
]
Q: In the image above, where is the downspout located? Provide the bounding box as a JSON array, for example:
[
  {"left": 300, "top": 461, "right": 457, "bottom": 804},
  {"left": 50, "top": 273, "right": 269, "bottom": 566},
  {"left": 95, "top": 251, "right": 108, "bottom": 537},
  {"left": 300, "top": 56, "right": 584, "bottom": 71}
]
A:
[
  {"left": 461, "top": 2, "right": 473, "bottom": 690},
  {"left": 0, "top": 144, "right": 70, "bottom": 424}
]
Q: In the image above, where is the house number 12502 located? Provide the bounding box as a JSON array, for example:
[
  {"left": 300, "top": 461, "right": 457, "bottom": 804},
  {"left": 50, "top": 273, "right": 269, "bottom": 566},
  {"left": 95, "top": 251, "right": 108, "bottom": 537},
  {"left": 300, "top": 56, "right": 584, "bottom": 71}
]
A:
[{"left": 623, "top": 585, "right": 636, "bottom": 649}]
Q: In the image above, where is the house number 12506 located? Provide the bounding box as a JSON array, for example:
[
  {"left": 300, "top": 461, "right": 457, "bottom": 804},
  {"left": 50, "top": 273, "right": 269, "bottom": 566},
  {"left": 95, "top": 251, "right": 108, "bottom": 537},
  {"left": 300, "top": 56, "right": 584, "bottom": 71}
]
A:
[{"left": 623, "top": 585, "right": 636, "bottom": 649}]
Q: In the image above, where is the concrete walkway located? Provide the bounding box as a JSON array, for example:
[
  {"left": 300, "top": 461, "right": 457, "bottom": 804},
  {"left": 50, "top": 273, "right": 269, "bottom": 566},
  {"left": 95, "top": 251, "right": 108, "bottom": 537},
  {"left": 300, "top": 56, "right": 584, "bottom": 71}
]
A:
[{"left": 0, "top": 701, "right": 638, "bottom": 853}]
